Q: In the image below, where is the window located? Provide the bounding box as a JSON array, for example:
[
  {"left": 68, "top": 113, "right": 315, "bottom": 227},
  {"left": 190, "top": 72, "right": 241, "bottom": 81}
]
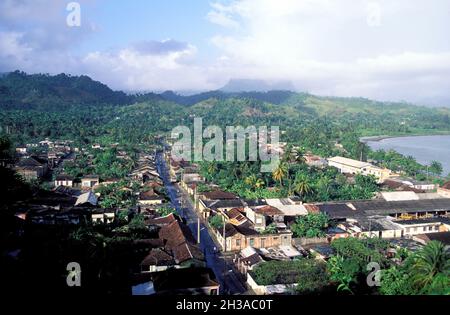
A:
[
  {"left": 428, "top": 226, "right": 433, "bottom": 231},
  {"left": 236, "top": 239, "right": 241, "bottom": 247},
  {"left": 249, "top": 238, "right": 255, "bottom": 246}
]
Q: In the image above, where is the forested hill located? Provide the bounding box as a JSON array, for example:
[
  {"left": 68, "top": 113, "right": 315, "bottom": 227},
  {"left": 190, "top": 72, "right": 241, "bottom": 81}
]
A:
[
  {"left": 0, "top": 71, "right": 130, "bottom": 110},
  {"left": 1, "top": 71, "right": 450, "bottom": 148},
  {"left": 0, "top": 71, "right": 297, "bottom": 109}
]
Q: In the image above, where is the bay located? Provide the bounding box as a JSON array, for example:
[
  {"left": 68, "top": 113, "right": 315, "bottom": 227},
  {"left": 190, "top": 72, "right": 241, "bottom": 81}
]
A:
[{"left": 364, "top": 135, "right": 450, "bottom": 177}]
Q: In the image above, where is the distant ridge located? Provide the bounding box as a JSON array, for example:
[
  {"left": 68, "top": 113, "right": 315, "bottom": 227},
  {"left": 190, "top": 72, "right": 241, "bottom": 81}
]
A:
[{"left": 220, "top": 79, "right": 296, "bottom": 93}]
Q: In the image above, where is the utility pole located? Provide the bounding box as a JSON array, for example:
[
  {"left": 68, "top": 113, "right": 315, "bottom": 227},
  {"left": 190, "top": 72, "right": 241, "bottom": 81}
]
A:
[
  {"left": 197, "top": 217, "right": 201, "bottom": 244},
  {"left": 222, "top": 216, "right": 226, "bottom": 252}
]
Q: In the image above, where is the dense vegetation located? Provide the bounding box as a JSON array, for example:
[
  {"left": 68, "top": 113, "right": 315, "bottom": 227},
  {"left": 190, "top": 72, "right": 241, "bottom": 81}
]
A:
[
  {"left": 2, "top": 71, "right": 450, "bottom": 152},
  {"left": 251, "top": 237, "right": 449, "bottom": 295}
]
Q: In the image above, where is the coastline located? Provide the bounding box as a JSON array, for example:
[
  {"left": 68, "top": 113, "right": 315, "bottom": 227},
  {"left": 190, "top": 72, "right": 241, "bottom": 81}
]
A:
[{"left": 360, "top": 132, "right": 450, "bottom": 143}]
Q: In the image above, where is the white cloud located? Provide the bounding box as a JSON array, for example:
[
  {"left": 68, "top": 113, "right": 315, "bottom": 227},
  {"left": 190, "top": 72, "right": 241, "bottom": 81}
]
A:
[
  {"left": 81, "top": 41, "right": 215, "bottom": 91},
  {"left": 205, "top": 0, "right": 450, "bottom": 105},
  {"left": 1, "top": 0, "right": 450, "bottom": 105}
]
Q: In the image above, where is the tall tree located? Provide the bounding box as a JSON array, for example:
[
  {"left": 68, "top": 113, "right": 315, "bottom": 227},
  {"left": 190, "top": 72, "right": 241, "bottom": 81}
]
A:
[{"left": 272, "top": 162, "right": 288, "bottom": 187}]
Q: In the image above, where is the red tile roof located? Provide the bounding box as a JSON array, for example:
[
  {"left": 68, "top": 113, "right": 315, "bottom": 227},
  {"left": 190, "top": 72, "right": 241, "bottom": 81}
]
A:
[
  {"left": 145, "top": 213, "right": 177, "bottom": 226},
  {"left": 200, "top": 190, "right": 238, "bottom": 200},
  {"left": 141, "top": 249, "right": 174, "bottom": 266},
  {"left": 253, "top": 205, "right": 283, "bottom": 216}
]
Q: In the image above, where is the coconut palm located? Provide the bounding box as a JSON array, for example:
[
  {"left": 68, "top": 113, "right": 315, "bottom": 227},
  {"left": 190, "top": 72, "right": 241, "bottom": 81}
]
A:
[
  {"left": 293, "top": 175, "right": 312, "bottom": 198},
  {"left": 410, "top": 241, "right": 450, "bottom": 290},
  {"left": 293, "top": 147, "right": 306, "bottom": 164},
  {"left": 272, "top": 162, "right": 288, "bottom": 187},
  {"left": 245, "top": 174, "right": 265, "bottom": 189}
]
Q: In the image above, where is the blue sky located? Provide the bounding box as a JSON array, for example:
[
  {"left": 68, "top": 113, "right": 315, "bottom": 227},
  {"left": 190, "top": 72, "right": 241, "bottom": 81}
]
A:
[
  {"left": 79, "top": 1, "right": 216, "bottom": 57},
  {"left": 1, "top": 0, "right": 450, "bottom": 106}
]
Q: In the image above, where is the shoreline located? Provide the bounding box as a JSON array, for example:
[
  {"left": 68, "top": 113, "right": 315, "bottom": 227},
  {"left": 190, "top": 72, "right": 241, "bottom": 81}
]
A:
[{"left": 360, "top": 133, "right": 450, "bottom": 143}]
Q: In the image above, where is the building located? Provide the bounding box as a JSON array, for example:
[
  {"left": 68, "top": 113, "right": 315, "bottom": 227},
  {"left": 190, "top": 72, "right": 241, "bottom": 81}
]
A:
[
  {"left": 54, "top": 174, "right": 74, "bottom": 187},
  {"left": 75, "top": 191, "right": 98, "bottom": 207},
  {"left": 215, "top": 220, "right": 293, "bottom": 252},
  {"left": 388, "top": 177, "right": 437, "bottom": 191},
  {"left": 311, "top": 198, "right": 450, "bottom": 239},
  {"left": 138, "top": 190, "right": 165, "bottom": 206},
  {"left": 438, "top": 181, "right": 450, "bottom": 198},
  {"left": 245, "top": 205, "right": 284, "bottom": 232},
  {"left": 199, "top": 198, "right": 246, "bottom": 218},
  {"left": 414, "top": 231, "right": 450, "bottom": 247},
  {"left": 91, "top": 209, "right": 116, "bottom": 224},
  {"left": 303, "top": 153, "right": 327, "bottom": 168},
  {"left": 140, "top": 248, "right": 176, "bottom": 273},
  {"left": 131, "top": 267, "right": 219, "bottom": 295},
  {"left": 81, "top": 175, "right": 100, "bottom": 188},
  {"left": 14, "top": 156, "right": 48, "bottom": 180},
  {"left": 327, "top": 156, "right": 395, "bottom": 183}
]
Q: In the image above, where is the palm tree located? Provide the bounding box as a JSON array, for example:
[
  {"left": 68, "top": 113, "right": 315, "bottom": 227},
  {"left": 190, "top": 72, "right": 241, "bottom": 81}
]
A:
[
  {"left": 245, "top": 174, "right": 265, "bottom": 189},
  {"left": 294, "top": 175, "right": 312, "bottom": 199},
  {"left": 272, "top": 162, "right": 288, "bottom": 187},
  {"left": 410, "top": 241, "right": 450, "bottom": 289},
  {"left": 429, "top": 161, "right": 443, "bottom": 177},
  {"left": 293, "top": 147, "right": 306, "bottom": 164}
]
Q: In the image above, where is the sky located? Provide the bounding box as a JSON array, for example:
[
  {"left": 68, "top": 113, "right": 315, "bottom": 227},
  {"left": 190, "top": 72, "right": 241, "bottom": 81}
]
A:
[{"left": 1, "top": 0, "right": 450, "bottom": 106}]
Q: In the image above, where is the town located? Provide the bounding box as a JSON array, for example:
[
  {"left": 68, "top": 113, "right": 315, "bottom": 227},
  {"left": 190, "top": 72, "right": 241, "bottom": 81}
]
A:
[
  {"left": 1, "top": 131, "right": 449, "bottom": 296},
  {"left": 2, "top": 1, "right": 450, "bottom": 312}
]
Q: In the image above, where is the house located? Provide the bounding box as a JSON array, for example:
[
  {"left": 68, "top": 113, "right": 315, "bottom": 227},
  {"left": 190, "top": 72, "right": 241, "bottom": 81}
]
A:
[
  {"left": 157, "top": 217, "right": 205, "bottom": 267},
  {"left": 388, "top": 177, "right": 437, "bottom": 191},
  {"left": 91, "top": 209, "right": 115, "bottom": 224},
  {"left": 438, "top": 181, "right": 450, "bottom": 198},
  {"left": 14, "top": 156, "right": 48, "bottom": 180},
  {"left": 395, "top": 217, "right": 450, "bottom": 237},
  {"left": 414, "top": 231, "right": 450, "bottom": 247},
  {"left": 198, "top": 190, "right": 238, "bottom": 201},
  {"left": 265, "top": 198, "right": 308, "bottom": 216},
  {"left": 381, "top": 179, "right": 425, "bottom": 193},
  {"left": 75, "top": 191, "right": 98, "bottom": 207},
  {"left": 199, "top": 198, "right": 246, "bottom": 218},
  {"left": 26, "top": 206, "right": 90, "bottom": 225},
  {"left": 304, "top": 153, "right": 327, "bottom": 168},
  {"left": 81, "top": 175, "right": 99, "bottom": 188},
  {"left": 312, "top": 198, "right": 450, "bottom": 239},
  {"left": 138, "top": 213, "right": 205, "bottom": 273},
  {"left": 140, "top": 248, "right": 176, "bottom": 273},
  {"left": 54, "top": 174, "right": 74, "bottom": 187},
  {"left": 327, "top": 156, "right": 395, "bottom": 183},
  {"left": 138, "top": 190, "right": 165, "bottom": 205},
  {"left": 132, "top": 267, "right": 219, "bottom": 295},
  {"left": 315, "top": 198, "right": 450, "bottom": 221},
  {"left": 15, "top": 146, "right": 27, "bottom": 155},
  {"left": 214, "top": 220, "right": 293, "bottom": 252},
  {"left": 224, "top": 208, "right": 249, "bottom": 226},
  {"left": 234, "top": 246, "right": 264, "bottom": 275},
  {"left": 180, "top": 173, "right": 205, "bottom": 195},
  {"left": 245, "top": 205, "right": 284, "bottom": 232},
  {"left": 131, "top": 166, "right": 161, "bottom": 184},
  {"left": 378, "top": 191, "right": 448, "bottom": 201}
]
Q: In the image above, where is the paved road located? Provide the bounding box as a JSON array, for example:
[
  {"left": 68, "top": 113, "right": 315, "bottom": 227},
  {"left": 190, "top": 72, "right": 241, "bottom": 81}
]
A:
[{"left": 155, "top": 151, "right": 246, "bottom": 295}]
